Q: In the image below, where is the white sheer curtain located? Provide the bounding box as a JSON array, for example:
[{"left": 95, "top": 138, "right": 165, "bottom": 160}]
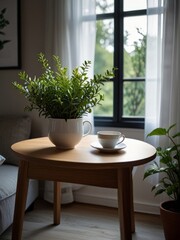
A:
[
  {"left": 45, "top": 0, "right": 96, "bottom": 74},
  {"left": 145, "top": 0, "right": 180, "bottom": 184},
  {"left": 44, "top": 0, "right": 96, "bottom": 204}
]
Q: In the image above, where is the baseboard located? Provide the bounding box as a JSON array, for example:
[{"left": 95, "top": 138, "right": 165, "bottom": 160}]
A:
[{"left": 74, "top": 190, "right": 160, "bottom": 215}]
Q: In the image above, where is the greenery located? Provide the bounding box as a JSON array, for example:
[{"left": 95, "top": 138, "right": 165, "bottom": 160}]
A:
[
  {"left": 13, "top": 53, "right": 114, "bottom": 120},
  {"left": 131, "top": 29, "right": 146, "bottom": 78},
  {"left": 123, "top": 81, "right": 145, "bottom": 117},
  {"left": 144, "top": 124, "right": 180, "bottom": 205},
  {"left": 93, "top": 12, "right": 146, "bottom": 117}
]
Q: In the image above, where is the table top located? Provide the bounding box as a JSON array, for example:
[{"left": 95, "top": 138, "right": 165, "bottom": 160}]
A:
[{"left": 11, "top": 135, "right": 156, "bottom": 169}]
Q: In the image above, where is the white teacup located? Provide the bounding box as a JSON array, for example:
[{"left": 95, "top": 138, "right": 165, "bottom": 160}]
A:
[{"left": 97, "top": 131, "right": 125, "bottom": 149}]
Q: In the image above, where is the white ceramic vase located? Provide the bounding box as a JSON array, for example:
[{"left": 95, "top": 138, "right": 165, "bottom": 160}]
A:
[{"left": 48, "top": 118, "right": 92, "bottom": 149}]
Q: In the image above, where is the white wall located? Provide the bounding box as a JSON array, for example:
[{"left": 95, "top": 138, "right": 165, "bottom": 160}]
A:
[{"left": 0, "top": 0, "right": 164, "bottom": 214}]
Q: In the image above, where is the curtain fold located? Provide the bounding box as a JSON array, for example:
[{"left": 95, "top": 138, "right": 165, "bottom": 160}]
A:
[
  {"left": 160, "top": 0, "right": 180, "bottom": 129},
  {"left": 145, "top": 0, "right": 164, "bottom": 144},
  {"left": 44, "top": 0, "right": 96, "bottom": 204},
  {"left": 145, "top": 0, "right": 180, "bottom": 186},
  {"left": 45, "top": 0, "right": 96, "bottom": 72}
]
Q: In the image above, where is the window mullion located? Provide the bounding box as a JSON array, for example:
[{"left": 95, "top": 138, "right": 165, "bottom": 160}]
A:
[{"left": 114, "top": 0, "right": 123, "bottom": 123}]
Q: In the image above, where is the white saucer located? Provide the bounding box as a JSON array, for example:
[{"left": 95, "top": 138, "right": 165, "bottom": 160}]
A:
[{"left": 90, "top": 141, "right": 126, "bottom": 153}]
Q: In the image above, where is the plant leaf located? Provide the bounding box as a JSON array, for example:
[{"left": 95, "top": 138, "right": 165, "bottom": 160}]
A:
[
  {"left": 147, "top": 128, "right": 167, "bottom": 137},
  {"left": 173, "top": 132, "right": 180, "bottom": 138},
  {"left": 167, "top": 124, "right": 176, "bottom": 134}
]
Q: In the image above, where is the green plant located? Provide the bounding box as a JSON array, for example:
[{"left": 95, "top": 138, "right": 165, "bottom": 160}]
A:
[
  {"left": 144, "top": 124, "right": 180, "bottom": 204},
  {"left": 13, "top": 53, "right": 115, "bottom": 120}
]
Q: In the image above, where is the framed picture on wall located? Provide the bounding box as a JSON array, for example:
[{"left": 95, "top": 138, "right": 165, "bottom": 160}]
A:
[{"left": 0, "top": 0, "right": 21, "bottom": 69}]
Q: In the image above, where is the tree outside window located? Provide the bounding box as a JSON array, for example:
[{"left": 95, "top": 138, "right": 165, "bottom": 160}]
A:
[{"left": 93, "top": 0, "right": 146, "bottom": 128}]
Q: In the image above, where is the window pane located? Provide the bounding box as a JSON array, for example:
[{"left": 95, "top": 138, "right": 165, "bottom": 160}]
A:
[
  {"left": 124, "top": 16, "right": 147, "bottom": 78},
  {"left": 94, "top": 82, "right": 113, "bottom": 117},
  {"left": 94, "top": 19, "right": 114, "bottom": 75},
  {"left": 124, "top": 0, "right": 146, "bottom": 11},
  {"left": 96, "top": 0, "right": 114, "bottom": 14},
  {"left": 123, "top": 81, "right": 145, "bottom": 117}
]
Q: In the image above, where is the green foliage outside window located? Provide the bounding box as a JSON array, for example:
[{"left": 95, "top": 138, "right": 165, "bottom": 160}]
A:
[
  {"left": 123, "top": 31, "right": 146, "bottom": 117},
  {"left": 94, "top": 17, "right": 146, "bottom": 118}
]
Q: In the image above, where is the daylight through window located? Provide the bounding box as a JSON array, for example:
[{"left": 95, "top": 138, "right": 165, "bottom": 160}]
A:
[{"left": 93, "top": 0, "right": 147, "bottom": 128}]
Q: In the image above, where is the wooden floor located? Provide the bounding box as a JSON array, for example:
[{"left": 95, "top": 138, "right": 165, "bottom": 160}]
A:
[{"left": 1, "top": 199, "right": 164, "bottom": 240}]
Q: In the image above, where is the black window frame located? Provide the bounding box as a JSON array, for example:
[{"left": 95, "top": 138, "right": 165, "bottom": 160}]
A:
[{"left": 94, "top": 0, "right": 147, "bottom": 129}]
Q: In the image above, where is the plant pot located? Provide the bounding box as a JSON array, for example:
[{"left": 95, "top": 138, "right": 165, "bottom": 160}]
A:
[
  {"left": 48, "top": 118, "right": 92, "bottom": 149},
  {"left": 160, "top": 200, "right": 180, "bottom": 240}
]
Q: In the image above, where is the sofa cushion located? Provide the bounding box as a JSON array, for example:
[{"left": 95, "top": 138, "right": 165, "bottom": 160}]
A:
[
  {"left": 0, "top": 116, "right": 31, "bottom": 166},
  {"left": 0, "top": 155, "right": 5, "bottom": 166},
  {"left": 0, "top": 164, "right": 18, "bottom": 201}
]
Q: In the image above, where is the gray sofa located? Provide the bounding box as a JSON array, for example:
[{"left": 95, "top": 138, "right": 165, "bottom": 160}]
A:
[{"left": 0, "top": 116, "right": 39, "bottom": 235}]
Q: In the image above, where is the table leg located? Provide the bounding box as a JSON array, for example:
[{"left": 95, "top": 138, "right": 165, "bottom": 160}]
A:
[
  {"left": 53, "top": 181, "right": 61, "bottom": 225},
  {"left": 130, "top": 168, "right": 135, "bottom": 233},
  {"left": 117, "top": 167, "right": 135, "bottom": 240},
  {"left": 12, "top": 160, "right": 29, "bottom": 240}
]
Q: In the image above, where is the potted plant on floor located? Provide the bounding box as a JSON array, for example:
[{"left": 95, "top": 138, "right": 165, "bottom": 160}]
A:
[
  {"left": 144, "top": 124, "right": 180, "bottom": 240},
  {"left": 13, "top": 53, "right": 115, "bottom": 149}
]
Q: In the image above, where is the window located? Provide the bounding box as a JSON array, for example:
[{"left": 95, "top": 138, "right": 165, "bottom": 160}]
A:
[{"left": 94, "top": 0, "right": 147, "bottom": 128}]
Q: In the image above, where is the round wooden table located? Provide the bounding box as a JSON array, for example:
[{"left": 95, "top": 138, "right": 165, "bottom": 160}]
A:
[{"left": 11, "top": 135, "right": 156, "bottom": 240}]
